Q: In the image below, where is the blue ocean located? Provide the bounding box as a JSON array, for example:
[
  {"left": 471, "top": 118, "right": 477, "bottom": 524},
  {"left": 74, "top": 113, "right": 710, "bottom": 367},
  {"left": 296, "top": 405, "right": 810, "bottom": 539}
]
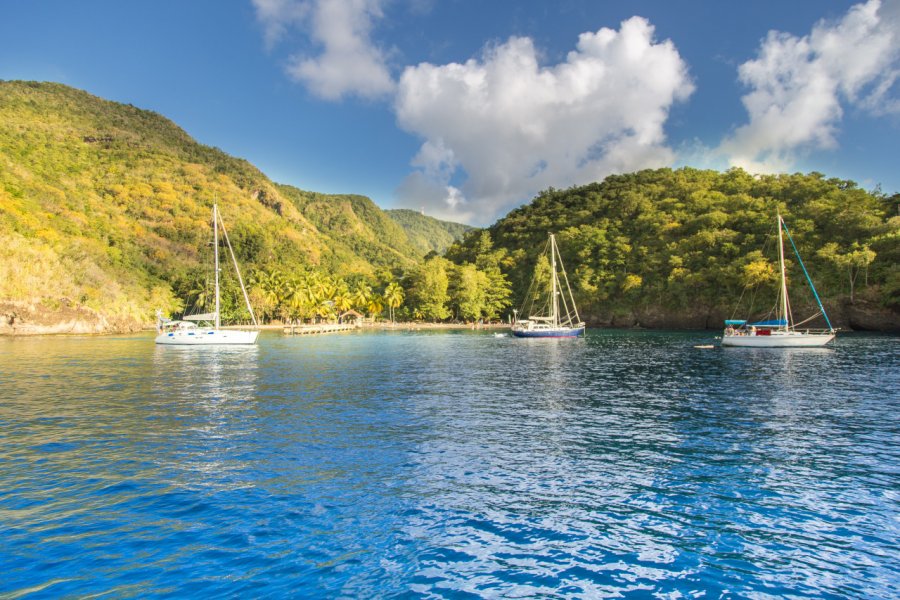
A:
[{"left": 1, "top": 330, "right": 898, "bottom": 597}]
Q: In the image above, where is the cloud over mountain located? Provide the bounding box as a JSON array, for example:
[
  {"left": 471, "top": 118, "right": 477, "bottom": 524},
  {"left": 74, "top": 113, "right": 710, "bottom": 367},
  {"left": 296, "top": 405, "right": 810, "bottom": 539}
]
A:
[
  {"left": 252, "top": 2, "right": 693, "bottom": 223},
  {"left": 253, "top": 0, "right": 900, "bottom": 224},
  {"left": 394, "top": 18, "right": 693, "bottom": 223}
]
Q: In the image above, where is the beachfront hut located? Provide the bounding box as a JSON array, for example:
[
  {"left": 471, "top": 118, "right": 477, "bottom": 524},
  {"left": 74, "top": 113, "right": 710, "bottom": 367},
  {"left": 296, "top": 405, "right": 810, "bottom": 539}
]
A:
[{"left": 339, "top": 310, "right": 363, "bottom": 325}]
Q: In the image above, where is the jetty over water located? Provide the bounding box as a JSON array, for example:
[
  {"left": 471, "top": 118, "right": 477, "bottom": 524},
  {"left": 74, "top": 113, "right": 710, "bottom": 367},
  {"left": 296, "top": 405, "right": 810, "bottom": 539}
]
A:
[{"left": 283, "top": 323, "right": 359, "bottom": 336}]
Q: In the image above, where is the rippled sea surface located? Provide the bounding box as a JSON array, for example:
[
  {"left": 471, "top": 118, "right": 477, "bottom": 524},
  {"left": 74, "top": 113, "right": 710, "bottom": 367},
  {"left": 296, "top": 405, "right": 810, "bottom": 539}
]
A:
[{"left": 1, "top": 330, "right": 898, "bottom": 598}]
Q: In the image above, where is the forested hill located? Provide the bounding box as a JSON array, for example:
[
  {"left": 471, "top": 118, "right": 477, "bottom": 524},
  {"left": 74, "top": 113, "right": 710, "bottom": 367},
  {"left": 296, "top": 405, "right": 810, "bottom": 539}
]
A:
[
  {"left": 386, "top": 209, "right": 474, "bottom": 255},
  {"left": 447, "top": 168, "right": 899, "bottom": 330},
  {"left": 0, "top": 80, "right": 458, "bottom": 332},
  {"left": 277, "top": 186, "right": 422, "bottom": 273},
  {"left": 3, "top": 82, "right": 897, "bottom": 334}
]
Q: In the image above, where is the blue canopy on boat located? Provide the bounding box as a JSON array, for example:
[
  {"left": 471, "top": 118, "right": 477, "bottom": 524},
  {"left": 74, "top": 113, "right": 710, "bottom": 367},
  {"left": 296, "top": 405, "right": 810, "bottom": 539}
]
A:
[
  {"left": 724, "top": 320, "right": 746, "bottom": 326},
  {"left": 750, "top": 319, "right": 787, "bottom": 327}
]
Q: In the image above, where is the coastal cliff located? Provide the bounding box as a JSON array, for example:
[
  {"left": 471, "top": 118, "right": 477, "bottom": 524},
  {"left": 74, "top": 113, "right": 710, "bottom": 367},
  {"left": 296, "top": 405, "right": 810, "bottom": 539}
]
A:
[{"left": 0, "top": 301, "right": 142, "bottom": 336}]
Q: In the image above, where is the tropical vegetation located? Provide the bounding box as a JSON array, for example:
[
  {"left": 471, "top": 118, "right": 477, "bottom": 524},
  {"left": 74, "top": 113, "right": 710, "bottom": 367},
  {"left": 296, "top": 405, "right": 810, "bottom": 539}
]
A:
[
  {"left": 1, "top": 81, "right": 896, "bottom": 332},
  {"left": 446, "top": 168, "right": 898, "bottom": 327},
  {"left": 385, "top": 209, "right": 474, "bottom": 255},
  {"left": 0, "top": 81, "right": 473, "bottom": 329}
]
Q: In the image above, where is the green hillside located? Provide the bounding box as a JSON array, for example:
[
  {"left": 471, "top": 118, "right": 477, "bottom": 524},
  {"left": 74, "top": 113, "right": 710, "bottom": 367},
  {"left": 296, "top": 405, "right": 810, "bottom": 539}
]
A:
[
  {"left": 0, "top": 81, "right": 427, "bottom": 330},
  {"left": 385, "top": 209, "right": 474, "bottom": 255},
  {"left": 281, "top": 187, "right": 419, "bottom": 275},
  {"left": 447, "top": 168, "right": 899, "bottom": 329},
  {"left": 3, "top": 82, "right": 897, "bottom": 333}
]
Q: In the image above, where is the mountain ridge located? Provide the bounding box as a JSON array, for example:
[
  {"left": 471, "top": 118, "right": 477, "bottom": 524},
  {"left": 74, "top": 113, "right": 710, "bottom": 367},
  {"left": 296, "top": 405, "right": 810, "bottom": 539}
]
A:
[
  {"left": 385, "top": 209, "right": 475, "bottom": 255},
  {"left": 0, "top": 80, "right": 470, "bottom": 333},
  {"left": 2, "top": 81, "right": 896, "bottom": 334}
]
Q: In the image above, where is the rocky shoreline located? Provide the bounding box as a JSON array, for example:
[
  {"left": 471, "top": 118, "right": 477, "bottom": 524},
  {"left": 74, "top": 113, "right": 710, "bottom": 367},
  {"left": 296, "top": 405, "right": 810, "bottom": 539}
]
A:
[
  {"left": 582, "top": 298, "right": 900, "bottom": 333},
  {"left": 0, "top": 301, "right": 142, "bottom": 336},
  {"left": 3, "top": 300, "right": 897, "bottom": 336}
]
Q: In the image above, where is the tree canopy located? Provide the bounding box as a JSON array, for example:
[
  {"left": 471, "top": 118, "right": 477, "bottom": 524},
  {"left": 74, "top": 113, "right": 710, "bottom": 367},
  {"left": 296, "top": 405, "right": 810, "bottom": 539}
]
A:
[
  {"left": 0, "top": 81, "right": 471, "bottom": 328},
  {"left": 2, "top": 82, "right": 896, "bottom": 331},
  {"left": 447, "top": 168, "right": 899, "bottom": 325}
]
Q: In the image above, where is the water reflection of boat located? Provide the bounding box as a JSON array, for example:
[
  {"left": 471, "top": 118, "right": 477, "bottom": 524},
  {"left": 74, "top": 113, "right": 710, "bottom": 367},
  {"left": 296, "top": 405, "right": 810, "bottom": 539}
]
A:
[
  {"left": 722, "top": 213, "right": 835, "bottom": 348},
  {"left": 156, "top": 203, "right": 259, "bottom": 345},
  {"left": 512, "top": 233, "right": 585, "bottom": 338}
]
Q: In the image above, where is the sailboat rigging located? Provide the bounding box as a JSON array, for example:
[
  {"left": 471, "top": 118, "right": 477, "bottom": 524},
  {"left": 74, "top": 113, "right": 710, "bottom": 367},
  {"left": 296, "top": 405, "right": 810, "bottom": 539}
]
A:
[
  {"left": 511, "top": 233, "right": 585, "bottom": 338},
  {"left": 155, "top": 202, "right": 259, "bottom": 345},
  {"left": 722, "top": 213, "right": 835, "bottom": 348}
]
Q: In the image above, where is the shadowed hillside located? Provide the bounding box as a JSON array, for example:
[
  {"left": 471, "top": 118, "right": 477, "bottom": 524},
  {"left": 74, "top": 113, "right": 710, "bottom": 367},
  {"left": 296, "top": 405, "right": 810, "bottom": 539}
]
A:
[{"left": 385, "top": 209, "right": 474, "bottom": 255}]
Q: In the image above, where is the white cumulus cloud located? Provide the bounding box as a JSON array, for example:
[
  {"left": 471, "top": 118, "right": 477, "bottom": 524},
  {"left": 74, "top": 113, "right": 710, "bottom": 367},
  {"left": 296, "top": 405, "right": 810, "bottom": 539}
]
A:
[
  {"left": 720, "top": 0, "right": 900, "bottom": 173},
  {"left": 252, "top": 0, "right": 310, "bottom": 48},
  {"left": 394, "top": 17, "right": 694, "bottom": 224},
  {"left": 253, "top": 0, "right": 394, "bottom": 100}
]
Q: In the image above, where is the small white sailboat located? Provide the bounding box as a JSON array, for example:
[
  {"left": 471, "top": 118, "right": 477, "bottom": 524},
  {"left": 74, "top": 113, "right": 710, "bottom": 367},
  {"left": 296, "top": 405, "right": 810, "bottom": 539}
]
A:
[
  {"left": 512, "top": 233, "right": 585, "bottom": 338},
  {"left": 156, "top": 202, "right": 259, "bottom": 345},
  {"left": 722, "top": 213, "right": 835, "bottom": 348}
]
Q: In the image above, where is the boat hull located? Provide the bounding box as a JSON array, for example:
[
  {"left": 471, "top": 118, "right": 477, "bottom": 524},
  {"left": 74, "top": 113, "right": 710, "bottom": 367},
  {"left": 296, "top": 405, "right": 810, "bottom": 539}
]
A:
[
  {"left": 155, "top": 329, "right": 259, "bottom": 345},
  {"left": 721, "top": 332, "right": 834, "bottom": 347},
  {"left": 511, "top": 326, "right": 585, "bottom": 338}
]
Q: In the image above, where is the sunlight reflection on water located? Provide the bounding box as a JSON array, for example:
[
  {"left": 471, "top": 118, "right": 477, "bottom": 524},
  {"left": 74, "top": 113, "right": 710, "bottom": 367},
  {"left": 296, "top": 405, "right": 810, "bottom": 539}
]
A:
[{"left": 0, "top": 330, "right": 897, "bottom": 597}]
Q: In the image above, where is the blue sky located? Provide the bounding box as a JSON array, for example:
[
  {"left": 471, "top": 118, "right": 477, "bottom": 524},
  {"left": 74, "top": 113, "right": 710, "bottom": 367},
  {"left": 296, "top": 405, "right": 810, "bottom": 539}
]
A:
[{"left": 2, "top": 0, "right": 899, "bottom": 225}]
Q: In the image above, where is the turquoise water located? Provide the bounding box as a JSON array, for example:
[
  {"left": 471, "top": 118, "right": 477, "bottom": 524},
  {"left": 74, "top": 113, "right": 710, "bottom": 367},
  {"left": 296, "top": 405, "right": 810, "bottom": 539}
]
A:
[{"left": 1, "top": 330, "right": 898, "bottom": 597}]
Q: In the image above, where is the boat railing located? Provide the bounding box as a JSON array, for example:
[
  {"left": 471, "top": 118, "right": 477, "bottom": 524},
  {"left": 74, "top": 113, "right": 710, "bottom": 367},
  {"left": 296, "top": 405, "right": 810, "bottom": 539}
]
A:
[
  {"left": 797, "top": 327, "right": 837, "bottom": 335},
  {"left": 724, "top": 326, "right": 834, "bottom": 336}
]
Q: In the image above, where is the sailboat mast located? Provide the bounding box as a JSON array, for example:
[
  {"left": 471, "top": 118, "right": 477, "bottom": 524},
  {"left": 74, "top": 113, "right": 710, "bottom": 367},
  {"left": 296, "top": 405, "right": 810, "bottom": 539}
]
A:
[
  {"left": 218, "top": 208, "right": 259, "bottom": 327},
  {"left": 214, "top": 203, "right": 221, "bottom": 330},
  {"left": 782, "top": 221, "right": 834, "bottom": 332},
  {"left": 777, "top": 213, "right": 789, "bottom": 331},
  {"left": 550, "top": 234, "right": 559, "bottom": 327}
]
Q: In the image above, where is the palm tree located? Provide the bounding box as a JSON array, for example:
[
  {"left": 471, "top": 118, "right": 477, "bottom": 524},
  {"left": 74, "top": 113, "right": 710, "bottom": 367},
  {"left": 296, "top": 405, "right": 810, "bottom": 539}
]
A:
[
  {"left": 298, "top": 274, "right": 321, "bottom": 320},
  {"left": 332, "top": 281, "right": 353, "bottom": 316},
  {"left": 314, "top": 275, "right": 336, "bottom": 305},
  {"left": 250, "top": 268, "right": 285, "bottom": 322},
  {"left": 383, "top": 281, "right": 404, "bottom": 323},
  {"left": 352, "top": 284, "right": 372, "bottom": 314},
  {"left": 315, "top": 299, "right": 335, "bottom": 320},
  {"left": 185, "top": 280, "right": 211, "bottom": 315},
  {"left": 282, "top": 277, "right": 312, "bottom": 324},
  {"left": 283, "top": 297, "right": 305, "bottom": 327},
  {"left": 367, "top": 294, "right": 385, "bottom": 320}
]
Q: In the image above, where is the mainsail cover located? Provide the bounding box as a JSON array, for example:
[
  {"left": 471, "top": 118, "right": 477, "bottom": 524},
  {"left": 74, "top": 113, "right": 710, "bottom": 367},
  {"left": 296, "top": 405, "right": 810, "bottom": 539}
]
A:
[{"left": 750, "top": 319, "right": 787, "bottom": 327}]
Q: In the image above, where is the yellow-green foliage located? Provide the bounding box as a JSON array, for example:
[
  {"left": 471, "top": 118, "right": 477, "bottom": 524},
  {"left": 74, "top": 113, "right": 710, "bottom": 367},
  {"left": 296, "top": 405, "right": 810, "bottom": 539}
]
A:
[
  {"left": 386, "top": 209, "right": 474, "bottom": 255},
  {"left": 453, "top": 168, "right": 899, "bottom": 317},
  {"left": 0, "top": 81, "right": 449, "bottom": 325},
  {"left": 276, "top": 185, "right": 421, "bottom": 275},
  {"left": 0, "top": 233, "right": 77, "bottom": 299}
]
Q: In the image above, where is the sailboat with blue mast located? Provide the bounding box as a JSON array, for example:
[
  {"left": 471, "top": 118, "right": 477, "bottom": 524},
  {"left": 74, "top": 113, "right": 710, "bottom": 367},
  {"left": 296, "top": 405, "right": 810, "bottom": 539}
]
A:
[{"left": 722, "top": 213, "right": 835, "bottom": 347}]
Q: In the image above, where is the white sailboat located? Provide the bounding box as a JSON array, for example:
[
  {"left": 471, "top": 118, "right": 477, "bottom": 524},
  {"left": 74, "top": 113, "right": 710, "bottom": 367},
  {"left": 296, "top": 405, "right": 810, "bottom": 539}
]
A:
[
  {"left": 512, "top": 233, "right": 585, "bottom": 338},
  {"left": 155, "top": 202, "right": 259, "bottom": 345},
  {"left": 722, "top": 213, "right": 835, "bottom": 348}
]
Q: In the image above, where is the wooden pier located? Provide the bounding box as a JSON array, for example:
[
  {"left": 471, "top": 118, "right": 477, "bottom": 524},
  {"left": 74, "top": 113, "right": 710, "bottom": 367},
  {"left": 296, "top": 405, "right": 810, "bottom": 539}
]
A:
[{"left": 283, "top": 323, "right": 359, "bottom": 336}]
